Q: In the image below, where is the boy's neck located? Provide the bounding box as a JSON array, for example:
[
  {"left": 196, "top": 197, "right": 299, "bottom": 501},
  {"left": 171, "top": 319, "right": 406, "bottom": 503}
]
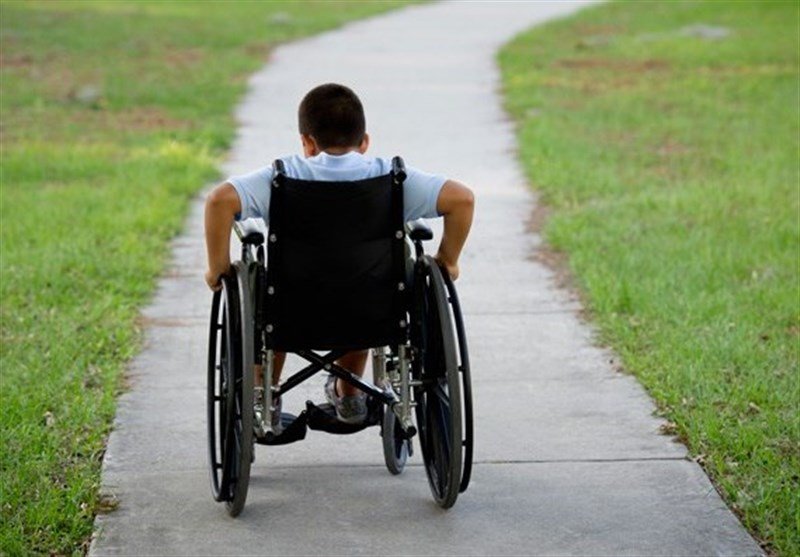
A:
[{"left": 320, "top": 147, "right": 359, "bottom": 156}]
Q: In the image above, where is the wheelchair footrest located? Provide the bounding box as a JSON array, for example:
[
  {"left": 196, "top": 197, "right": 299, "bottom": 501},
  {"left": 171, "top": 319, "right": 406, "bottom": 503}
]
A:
[
  {"left": 254, "top": 398, "right": 382, "bottom": 445},
  {"left": 256, "top": 412, "right": 308, "bottom": 446},
  {"left": 306, "top": 398, "right": 381, "bottom": 435}
]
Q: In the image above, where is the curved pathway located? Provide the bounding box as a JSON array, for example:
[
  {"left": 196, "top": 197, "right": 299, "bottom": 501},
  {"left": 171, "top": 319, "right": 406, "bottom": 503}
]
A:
[{"left": 91, "top": 2, "right": 760, "bottom": 555}]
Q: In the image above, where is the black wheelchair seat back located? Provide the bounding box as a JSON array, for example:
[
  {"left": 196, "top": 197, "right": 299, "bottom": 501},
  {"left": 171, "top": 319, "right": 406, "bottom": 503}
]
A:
[{"left": 264, "top": 159, "right": 408, "bottom": 351}]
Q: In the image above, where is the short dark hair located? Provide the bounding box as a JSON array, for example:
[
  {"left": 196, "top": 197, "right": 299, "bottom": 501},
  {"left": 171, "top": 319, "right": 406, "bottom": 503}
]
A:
[{"left": 298, "top": 83, "right": 366, "bottom": 149}]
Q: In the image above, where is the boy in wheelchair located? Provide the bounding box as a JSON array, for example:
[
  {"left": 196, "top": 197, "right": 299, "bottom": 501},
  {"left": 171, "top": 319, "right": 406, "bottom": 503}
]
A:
[{"left": 204, "top": 83, "right": 474, "bottom": 428}]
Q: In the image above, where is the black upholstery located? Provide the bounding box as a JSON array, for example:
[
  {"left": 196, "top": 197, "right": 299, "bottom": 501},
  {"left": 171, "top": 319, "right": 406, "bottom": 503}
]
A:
[{"left": 264, "top": 160, "right": 407, "bottom": 351}]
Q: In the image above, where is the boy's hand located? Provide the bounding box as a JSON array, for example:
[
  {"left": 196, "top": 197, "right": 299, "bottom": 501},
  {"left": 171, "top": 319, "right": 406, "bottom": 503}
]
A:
[
  {"left": 205, "top": 269, "right": 225, "bottom": 292},
  {"left": 435, "top": 253, "right": 459, "bottom": 281}
]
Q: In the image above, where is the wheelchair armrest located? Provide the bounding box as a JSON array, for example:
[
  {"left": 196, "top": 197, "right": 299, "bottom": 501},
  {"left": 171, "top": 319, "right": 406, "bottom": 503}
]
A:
[
  {"left": 233, "top": 219, "right": 265, "bottom": 245},
  {"left": 406, "top": 220, "right": 434, "bottom": 242}
]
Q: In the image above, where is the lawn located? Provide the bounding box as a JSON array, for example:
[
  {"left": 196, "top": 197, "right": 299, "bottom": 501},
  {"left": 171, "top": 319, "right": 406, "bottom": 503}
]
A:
[
  {"left": 499, "top": 1, "right": 799, "bottom": 555},
  {"left": 0, "top": 1, "right": 410, "bottom": 554}
]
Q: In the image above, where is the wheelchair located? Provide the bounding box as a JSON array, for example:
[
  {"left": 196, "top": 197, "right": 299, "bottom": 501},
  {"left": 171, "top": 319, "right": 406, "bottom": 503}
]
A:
[{"left": 207, "top": 157, "right": 473, "bottom": 516}]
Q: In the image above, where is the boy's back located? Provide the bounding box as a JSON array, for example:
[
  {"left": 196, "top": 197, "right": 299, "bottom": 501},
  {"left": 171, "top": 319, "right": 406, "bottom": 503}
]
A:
[{"left": 227, "top": 151, "right": 446, "bottom": 225}]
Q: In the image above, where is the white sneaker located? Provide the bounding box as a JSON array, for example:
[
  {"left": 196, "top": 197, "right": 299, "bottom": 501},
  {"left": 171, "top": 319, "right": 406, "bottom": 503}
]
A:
[{"left": 324, "top": 374, "right": 367, "bottom": 425}]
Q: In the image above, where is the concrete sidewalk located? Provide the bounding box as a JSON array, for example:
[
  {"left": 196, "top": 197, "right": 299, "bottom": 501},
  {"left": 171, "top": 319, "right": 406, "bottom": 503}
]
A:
[{"left": 90, "top": 2, "right": 761, "bottom": 555}]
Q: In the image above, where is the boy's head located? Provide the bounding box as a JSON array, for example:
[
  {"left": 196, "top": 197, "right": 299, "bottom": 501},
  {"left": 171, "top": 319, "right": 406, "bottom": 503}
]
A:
[{"left": 298, "top": 83, "right": 368, "bottom": 156}]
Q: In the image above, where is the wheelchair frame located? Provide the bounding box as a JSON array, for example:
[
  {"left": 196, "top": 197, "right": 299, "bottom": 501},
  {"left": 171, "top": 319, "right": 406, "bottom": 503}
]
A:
[{"left": 207, "top": 157, "right": 473, "bottom": 515}]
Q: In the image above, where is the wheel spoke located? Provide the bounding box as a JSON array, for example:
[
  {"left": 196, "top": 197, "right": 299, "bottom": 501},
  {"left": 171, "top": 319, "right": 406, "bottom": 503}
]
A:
[{"left": 432, "top": 382, "right": 451, "bottom": 410}]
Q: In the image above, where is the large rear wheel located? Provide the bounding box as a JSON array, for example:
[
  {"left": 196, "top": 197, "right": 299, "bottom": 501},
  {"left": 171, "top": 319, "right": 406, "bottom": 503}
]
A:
[
  {"left": 207, "top": 265, "right": 254, "bottom": 516},
  {"left": 412, "top": 256, "right": 462, "bottom": 509}
]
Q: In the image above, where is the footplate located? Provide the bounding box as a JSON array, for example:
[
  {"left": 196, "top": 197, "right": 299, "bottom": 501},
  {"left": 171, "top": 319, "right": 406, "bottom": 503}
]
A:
[
  {"left": 254, "top": 398, "right": 381, "bottom": 445},
  {"left": 256, "top": 412, "right": 307, "bottom": 446},
  {"left": 306, "top": 398, "right": 381, "bottom": 434}
]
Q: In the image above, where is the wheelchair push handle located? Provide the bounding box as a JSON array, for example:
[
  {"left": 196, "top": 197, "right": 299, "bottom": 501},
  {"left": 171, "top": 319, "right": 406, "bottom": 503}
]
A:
[
  {"left": 406, "top": 220, "right": 434, "bottom": 242},
  {"left": 391, "top": 156, "right": 407, "bottom": 182},
  {"left": 233, "top": 219, "right": 265, "bottom": 246}
]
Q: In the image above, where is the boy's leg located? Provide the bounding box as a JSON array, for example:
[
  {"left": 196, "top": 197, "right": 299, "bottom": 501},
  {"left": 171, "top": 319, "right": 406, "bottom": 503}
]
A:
[
  {"left": 325, "top": 349, "right": 369, "bottom": 424},
  {"left": 254, "top": 351, "right": 287, "bottom": 388},
  {"left": 334, "top": 350, "right": 369, "bottom": 396}
]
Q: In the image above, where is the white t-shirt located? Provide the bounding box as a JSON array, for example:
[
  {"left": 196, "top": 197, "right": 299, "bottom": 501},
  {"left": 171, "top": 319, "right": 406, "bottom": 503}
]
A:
[{"left": 227, "top": 152, "right": 446, "bottom": 224}]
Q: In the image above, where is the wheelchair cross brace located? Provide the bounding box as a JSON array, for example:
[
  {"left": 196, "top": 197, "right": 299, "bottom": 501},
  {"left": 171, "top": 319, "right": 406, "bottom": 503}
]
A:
[{"left": 278, "top": 350, "right": 395, "bottom": 404}]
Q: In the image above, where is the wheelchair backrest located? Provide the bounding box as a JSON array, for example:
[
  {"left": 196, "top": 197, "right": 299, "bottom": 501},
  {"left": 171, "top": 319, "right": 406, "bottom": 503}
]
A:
[{"left": 263, "top": 158, "right": 408, "bottom": 351}]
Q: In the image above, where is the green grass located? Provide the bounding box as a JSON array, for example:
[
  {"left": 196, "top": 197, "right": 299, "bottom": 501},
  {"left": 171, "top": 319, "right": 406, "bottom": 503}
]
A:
[
  {"left": 499, "top": 1, "right": 799, "bottom": 554},
  {"left": 0, "top": 1, "right": 411, "bottom": 554}
]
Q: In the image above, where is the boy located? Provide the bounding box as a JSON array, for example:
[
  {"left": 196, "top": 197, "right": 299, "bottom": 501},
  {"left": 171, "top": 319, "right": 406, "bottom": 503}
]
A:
[{"left": 204, "top": 83, "right": 474, "bottom": 427}]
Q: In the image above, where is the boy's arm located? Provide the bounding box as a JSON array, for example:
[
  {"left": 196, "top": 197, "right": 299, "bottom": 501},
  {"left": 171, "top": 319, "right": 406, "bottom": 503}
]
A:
[
  {"left": 435, "top": 179, "right": 475, "bottom": 280},
  {"left": 204, "top": 182, "right": 242, "bottom": 291}
]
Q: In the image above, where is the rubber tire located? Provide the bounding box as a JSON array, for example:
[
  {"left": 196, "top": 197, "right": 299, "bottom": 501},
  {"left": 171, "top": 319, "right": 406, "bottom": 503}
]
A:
[
  {"left": 442, "top": 272, "right": 474, "bottom": 494},
  {"left": 225, "top": 262, "right": 254, "bottom": 517},
  {"left": 412, "top": 256, "right": 462, "bottom": 509}
]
